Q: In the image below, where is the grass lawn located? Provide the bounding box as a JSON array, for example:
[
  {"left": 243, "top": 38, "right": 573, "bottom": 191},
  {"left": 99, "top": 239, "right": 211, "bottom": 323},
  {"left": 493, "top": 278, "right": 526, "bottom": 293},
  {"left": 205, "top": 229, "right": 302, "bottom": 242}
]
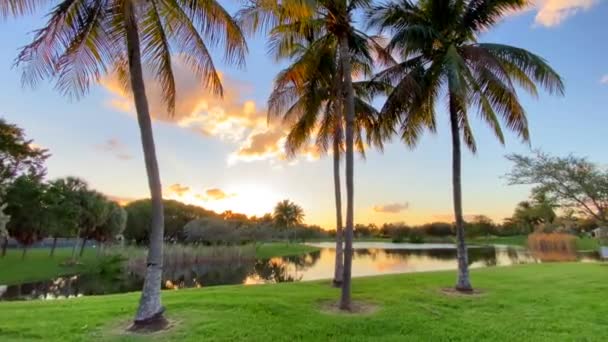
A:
[
  {"left": 0, "top": 263, "right": 607, "bottom": 341},
  {"left": 470, "top": 235, "right": 600, "bottom": 251},
  {"left": 0, "top": 244, "right": 319, "bottom": 286},
  {"left": 254, "top": 242, "right": 320, "bottom": 259},
  {"left": 0, "top": 247, "right": 100, "bottom": 285}
]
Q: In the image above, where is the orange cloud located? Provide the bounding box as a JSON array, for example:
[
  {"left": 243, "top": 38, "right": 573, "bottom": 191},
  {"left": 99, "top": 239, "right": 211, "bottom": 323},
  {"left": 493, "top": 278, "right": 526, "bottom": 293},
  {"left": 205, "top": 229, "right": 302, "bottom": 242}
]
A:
[
  {"left": 100, "top": 58, "right": 319, "bottom": 165},
  {"left": 203, "top": 188, "right": 236, "bottom": 201},
  {"left": 373, "top": 202, "right": 409, "bottom": 214},
  {"left": 168, "top": 183, "right": 190, "bottom": 196},
  {"left": 513, "top": 0, "right": 598, "bottom": 27}
]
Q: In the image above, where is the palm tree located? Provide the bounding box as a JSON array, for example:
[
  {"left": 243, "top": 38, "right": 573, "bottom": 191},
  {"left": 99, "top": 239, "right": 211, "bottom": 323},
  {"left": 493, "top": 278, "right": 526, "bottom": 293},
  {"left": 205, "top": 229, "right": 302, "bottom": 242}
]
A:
[
  {"left": 273, "top": 199, "right": 305, "bottom": 241},
  {"left": 368, "top": 0, "right": 564, "bottom": 291},
  {"left": 4, "top": 0, "right": 246, "bottom": 328},
  {"left": 239, "top": 0, "right": 389, "bottom": 311},
  {"left": 266, "top": 34, "right": 389, "bottom": 286}
]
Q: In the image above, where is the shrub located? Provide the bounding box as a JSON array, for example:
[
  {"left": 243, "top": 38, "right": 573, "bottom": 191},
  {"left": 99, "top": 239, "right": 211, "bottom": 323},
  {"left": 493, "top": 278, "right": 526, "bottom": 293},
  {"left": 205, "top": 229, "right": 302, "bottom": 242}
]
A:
[{"left": 528, "top": 233, "right": 576, "bottom": 261}]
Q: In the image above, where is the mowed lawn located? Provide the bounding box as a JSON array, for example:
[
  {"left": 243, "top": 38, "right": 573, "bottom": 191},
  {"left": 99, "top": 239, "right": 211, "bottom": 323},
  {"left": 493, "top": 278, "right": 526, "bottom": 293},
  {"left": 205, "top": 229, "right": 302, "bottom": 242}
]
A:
[
  {"left": 1, "top": 263, "right": 607, "bottom": 341},
  {"left": 0, "top": 248, "right": 99, "bottom": 285}
]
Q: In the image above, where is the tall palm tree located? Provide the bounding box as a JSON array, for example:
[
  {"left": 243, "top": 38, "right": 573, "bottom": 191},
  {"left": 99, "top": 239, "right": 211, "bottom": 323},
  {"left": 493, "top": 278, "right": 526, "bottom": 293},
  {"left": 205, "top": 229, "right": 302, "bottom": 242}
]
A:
[
  {"left": 239, "top": 0, "right": 388, "bottom": 310},
  {"left": 266, "top": 34, "right": 389, "bottom": 286},
  {"left": 3, "top": 0, "right": 246, "bottom": 327},
  {"left": 368, "top": 0, "right": 564, "bottom": 291}
]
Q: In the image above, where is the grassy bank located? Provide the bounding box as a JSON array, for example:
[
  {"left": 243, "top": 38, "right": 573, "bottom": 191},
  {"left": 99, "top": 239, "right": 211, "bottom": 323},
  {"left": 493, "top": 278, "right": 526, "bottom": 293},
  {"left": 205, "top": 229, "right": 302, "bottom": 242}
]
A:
[
  {"left": 1, "top": 263, "right": 607, "bottom": 341},
  {"left": 0, "top": 244, "right": 320, "bottom": 285}
]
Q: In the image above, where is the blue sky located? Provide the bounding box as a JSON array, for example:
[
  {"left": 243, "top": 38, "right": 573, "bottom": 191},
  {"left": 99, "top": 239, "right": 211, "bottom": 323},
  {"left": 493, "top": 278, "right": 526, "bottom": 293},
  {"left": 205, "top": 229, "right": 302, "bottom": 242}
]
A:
[{"left": 0, "top": 0, "right": 607, "bottom": 228}]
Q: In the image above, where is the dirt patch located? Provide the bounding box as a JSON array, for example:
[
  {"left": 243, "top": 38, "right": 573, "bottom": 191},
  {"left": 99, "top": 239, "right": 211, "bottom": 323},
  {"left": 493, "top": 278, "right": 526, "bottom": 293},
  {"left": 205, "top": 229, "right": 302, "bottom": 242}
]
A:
[
  {"left": 319, "top": 300, "right": 380, "bottom": 316},
  {"left": 106, "top": 317, "right": 180, "bottom": 338},
  {"left": 440, "top": 287, "right": 485, "bottom": 297}
]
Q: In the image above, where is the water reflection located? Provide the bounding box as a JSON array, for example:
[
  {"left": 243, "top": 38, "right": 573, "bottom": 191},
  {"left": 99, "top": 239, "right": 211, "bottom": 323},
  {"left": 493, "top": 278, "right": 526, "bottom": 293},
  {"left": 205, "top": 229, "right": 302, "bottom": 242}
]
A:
[{"left": 1, "top": 244, "right": 595, "bottom": 301}]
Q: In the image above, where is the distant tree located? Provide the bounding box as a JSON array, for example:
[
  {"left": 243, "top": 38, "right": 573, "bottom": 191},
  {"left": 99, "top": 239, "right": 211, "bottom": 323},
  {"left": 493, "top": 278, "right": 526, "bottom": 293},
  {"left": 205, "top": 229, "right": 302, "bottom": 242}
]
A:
[
  {"left": 45, "top": 177, "right": 86, "bottom": 257},
  {"left": 0, "top": 203, "right": 10, "bottom": 257},
  {"left": 4, "top": 176, "right": 47, "bottom": 258},
  {"left": 273, "top": 200, "right": 305, "bottom": 242},
  {"left": 0, "top": 118, "right": 49, "bottom": 187},
  {"left": 509, "top": 191, "right": 557, "bottom": 233},
  {"left": 507, "top": 151, "right": 608, "bottom": 224},
  {"left": 78, "top": 191, "right": 111, "bottom": 257},
  {"left": 95, "top": 202, "right": 127, "bottom": 251},
  {"left": 466, "top": 215, "right": 496, "bottom": 237}
]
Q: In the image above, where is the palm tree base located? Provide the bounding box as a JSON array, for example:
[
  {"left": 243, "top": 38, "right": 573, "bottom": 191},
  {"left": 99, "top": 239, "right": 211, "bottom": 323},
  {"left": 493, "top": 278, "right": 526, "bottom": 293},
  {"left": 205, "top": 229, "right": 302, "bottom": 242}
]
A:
[
  {"left": 128, "top": 310, "right": 168, "bottom": 333},
  {"left": 332, "top": 279, "right": 343, "bottom": 287},
  {"left": 454, "top": 285, "right": 474, "bottom": 293}
]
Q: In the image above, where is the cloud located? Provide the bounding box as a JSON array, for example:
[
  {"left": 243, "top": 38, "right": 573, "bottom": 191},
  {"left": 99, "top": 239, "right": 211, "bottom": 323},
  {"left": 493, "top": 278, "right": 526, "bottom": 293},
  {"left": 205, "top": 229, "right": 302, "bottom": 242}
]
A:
[
  {"left": 373, "top": 202, "right": 409, "bottom": 214},
  {"left": 168, "top": 183, "right": 190, "bottom": 196},
  {"left": 600, "top": 74, "right": 608, "bottom": 85},
  {"left": 526, "top": 0, "right": 598, "bottom": 27},
  {"left": 201, "top": 188, "right": 236, "bottom": 201},
  {"left": 95, "top": 138, "right": 134, "bottom": 160},
  {"left": 100, "top": 58, "right": 319, "bottom": 165}
]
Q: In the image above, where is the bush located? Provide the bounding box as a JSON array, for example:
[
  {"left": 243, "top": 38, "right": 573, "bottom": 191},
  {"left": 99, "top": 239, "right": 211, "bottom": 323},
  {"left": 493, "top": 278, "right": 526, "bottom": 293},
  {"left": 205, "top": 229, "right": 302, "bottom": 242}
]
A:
[{"left": 408, "top": 234, "right": 425, "bottom": 244}]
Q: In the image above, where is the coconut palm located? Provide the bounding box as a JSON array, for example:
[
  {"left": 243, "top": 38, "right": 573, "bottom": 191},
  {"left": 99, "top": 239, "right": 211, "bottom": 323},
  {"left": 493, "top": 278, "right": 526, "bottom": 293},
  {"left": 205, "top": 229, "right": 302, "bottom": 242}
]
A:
[
  {"left": 368, "top": 0, "right": 564, "bottom": 291},
  {"left": 3, "top": 0, "right": 246, "bottom": 327},
  {"left": 266, "top": 34, "right": 390, "bottom": 286},
  {"left": 239, "top": 0, "right": 390, "bottom": 310},
  {"left": 273, "top": 199, "right": 305, "bottom": 241}
]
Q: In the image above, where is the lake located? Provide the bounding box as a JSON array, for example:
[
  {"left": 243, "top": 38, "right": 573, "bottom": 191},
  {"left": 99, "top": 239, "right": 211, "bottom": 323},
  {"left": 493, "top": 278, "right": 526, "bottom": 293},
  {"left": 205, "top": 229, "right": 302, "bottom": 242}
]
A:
[{"left": 0, "top": 242, "right": 597, "bottom": 301}]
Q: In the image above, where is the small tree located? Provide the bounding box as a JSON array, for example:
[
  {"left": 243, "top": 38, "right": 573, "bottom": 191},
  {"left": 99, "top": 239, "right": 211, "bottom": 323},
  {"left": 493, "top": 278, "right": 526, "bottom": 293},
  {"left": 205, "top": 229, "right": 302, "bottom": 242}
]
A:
[
  {"left": 95, "top": 202, "right": 127, "bottom": 252},
  {"left": 273, "top": 200, "right": 305, "bottom": 243},
  {"left": 77, "top": 190, "right": 111, "bottom": 257},
  {"left": 45, "top": 177, "right": 85, "bottom": 257},
  {"left": 506, "top": 151, "right": 607, "bottom": 224},
  {"left": 0, "top": 118, "right": 49, "bottom": 187},
  {"left": 4, "top": 176, "right": 47, "bottom": 258}
]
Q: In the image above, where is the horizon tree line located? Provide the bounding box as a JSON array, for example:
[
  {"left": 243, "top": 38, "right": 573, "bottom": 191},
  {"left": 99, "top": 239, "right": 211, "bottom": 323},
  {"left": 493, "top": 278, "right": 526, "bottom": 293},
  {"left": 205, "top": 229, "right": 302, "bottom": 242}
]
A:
[{"left": 2, "top": 0, "right": 564, "bottom": 329}]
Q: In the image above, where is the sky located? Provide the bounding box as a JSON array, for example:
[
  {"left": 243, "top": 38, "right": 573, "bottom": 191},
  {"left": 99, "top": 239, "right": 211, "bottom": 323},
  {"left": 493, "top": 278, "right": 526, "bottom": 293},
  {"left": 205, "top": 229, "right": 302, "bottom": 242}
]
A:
[{"left": 0, "top": 0, "right": 607, "bottom": 228}]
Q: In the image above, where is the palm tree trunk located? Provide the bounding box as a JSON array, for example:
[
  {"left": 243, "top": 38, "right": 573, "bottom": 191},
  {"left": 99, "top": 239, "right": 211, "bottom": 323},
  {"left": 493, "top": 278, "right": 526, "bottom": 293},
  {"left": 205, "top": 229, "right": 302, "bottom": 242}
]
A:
[
  {"left": 71, "top": 230, "right": 79, "bottom": 260},
  {"left": 125, "top": 1, "right": 166, "bottom": 328},
  {"left": 449, "top": 99, "right": 472, "bottom": 292},
  {"left": 339, "top": 35, "right": 355, "bottom": 310},
  {"left": 50, "top": 237, "right": 57, "bottom": 258},
  {"left": 21, "top": 245, "right": 27, "bottom": 260},
  {"left": 332, "top": 135, "right": 344, "bottom": 287},
  {"left": 79, "top": 237, "right": 87, "bottom": 257}
]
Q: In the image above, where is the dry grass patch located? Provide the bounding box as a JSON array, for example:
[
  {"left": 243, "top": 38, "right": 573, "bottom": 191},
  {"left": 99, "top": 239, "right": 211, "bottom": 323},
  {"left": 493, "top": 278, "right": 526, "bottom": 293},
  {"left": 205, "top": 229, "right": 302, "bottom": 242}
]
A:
[{"left": 318, "top": 300, "right": 380, "bottom": 316}]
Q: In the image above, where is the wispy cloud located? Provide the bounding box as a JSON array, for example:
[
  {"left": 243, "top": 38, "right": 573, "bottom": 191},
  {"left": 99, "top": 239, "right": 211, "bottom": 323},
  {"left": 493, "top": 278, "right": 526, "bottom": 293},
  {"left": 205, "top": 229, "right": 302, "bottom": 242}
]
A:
[
  {"left": 373, "top": 202, "right": 409, "bottom": 214},
  {"left": 166, "top": 184, "right": 236, "bottom": 202},
  {"left": 100, "top": 58, "right": 319, "bottom": 165},
  {"left": 95, "top": 138, "right": 133, "bottom": 160},
  {"left": 526, "top": 0, "right": 598, "bottom": 27},
  {"left": 600, "top": 74, "right": 608, "bottom": 85},
  {"left": 200, "top": 188, "right": 236, "bottom": 201}
]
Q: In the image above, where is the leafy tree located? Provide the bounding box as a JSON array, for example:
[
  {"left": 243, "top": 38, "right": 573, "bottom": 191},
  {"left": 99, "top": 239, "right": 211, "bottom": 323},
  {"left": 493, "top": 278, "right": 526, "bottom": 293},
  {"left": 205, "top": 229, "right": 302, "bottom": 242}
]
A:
[
  {"left": 367, "top": 0, "right": 564, "bottom": 291},
  {"left": 239, "top": 0, "right": 387, "bottom": 311},
  {"left": 273, "top": 200, "right": 305, "bottom": 242},
  {"left": 4, "top": 176, "right": 47, "bottom": 258},
  {"left": 5, "top": 0, "right": 247, "bottom": 325},
  {"left": 124, "top": 199, "right": 219, "bottom": 244},
  {"left": 45, "top": 177, "right": 87, "bottom": 257},
  {"left": 507, "top": 151, "right": 608, "bottom": 224},
  {"left": 0, "top": 118, "right": 49, "bottom": 187},
  {"left": 0, "top": 203, "right": 10, "bottom": 257}
]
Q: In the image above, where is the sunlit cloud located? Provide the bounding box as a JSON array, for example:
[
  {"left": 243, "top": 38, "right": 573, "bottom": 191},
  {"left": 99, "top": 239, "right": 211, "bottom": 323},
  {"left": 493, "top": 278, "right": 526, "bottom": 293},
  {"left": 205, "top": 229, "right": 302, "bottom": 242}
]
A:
[
  {"left": 201, "top": 188, "right": 236, "bottom": 201},
  {"left": 100, "top": 57, "right": 319, "bottom": 165},
  {"left": 373, "top": 202, "right": 409, "bottom": 214},
  {"left": 95, "top": 138, "right": 134, "bottom": 160},
  {"left": 168, "top": 183, "right": 190, "bottom": 197},
  {"left": 600, "top": 74, "right": 608, "bottom": 85},
  {"left": 521, "top": 0, "right": 598, "bottom": 27}
]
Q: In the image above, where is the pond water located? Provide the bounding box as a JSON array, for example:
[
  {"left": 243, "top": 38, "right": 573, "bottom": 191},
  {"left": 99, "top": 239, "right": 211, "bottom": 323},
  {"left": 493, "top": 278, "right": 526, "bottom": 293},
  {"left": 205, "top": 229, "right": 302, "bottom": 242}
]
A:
[{"left": 0, "top": 243, "right": 597, "bottom": 301}]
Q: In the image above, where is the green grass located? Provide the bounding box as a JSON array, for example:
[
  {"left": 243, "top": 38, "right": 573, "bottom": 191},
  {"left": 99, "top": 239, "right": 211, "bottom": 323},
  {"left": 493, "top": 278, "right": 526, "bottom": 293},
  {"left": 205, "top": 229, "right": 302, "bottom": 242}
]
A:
[
  {"left": 470, "top": 235, "right": 600, "bottom": 251},
  {"left": 1, "top": 263, "right": 607, "bottom": 341},
  {"left": 0, "top": 247, "right": 100, "bottom": 285},
  {"left": 255, "top": 243, "right": 320, "bottom": 259},
  {"left": 0, "top": 244, "right": 318, "bottom": 285}
]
